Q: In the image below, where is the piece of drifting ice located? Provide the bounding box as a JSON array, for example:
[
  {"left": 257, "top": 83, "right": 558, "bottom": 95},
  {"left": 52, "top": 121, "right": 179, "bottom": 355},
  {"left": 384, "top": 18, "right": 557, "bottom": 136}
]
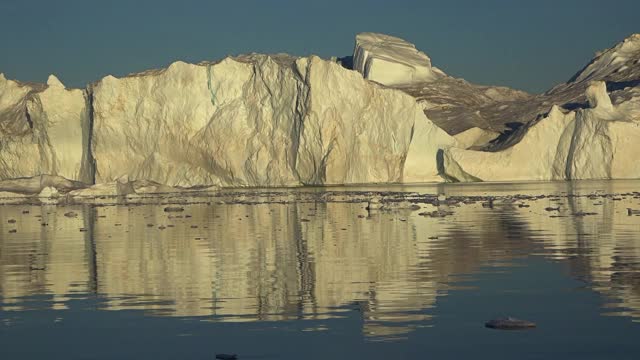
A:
[
  {"left": 215, "top": 354, "right": 238, "bottom": 360},
  {"left": 485, "top": 317, "right": 536, "bottom": 330}
]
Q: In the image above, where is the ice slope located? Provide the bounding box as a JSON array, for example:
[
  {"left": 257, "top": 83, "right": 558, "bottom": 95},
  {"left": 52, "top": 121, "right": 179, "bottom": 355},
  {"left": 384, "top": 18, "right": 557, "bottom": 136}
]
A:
[
  {"left": 0, "top": 74, "right": 91, "bottom": 182},
  {"left": 353, "top": 33, "right": 439, "bottom": 86},
  {"left": 442, "top": 105, "right": 577, "bottom": 182},
  {"left": 442, "top": 81, "right": 640, "bottom": 182},
  {"left": 414, "top": 80, "right": 531, "bottom": 135},
  {"left": 91, "top": 54, "right": 455, "bottom": 187},
  {"left": 435, "top": 34, "right": 640, "bottom": 139},
  {"left": 441, "top": 34, "right": 640, "bottom": 182}
]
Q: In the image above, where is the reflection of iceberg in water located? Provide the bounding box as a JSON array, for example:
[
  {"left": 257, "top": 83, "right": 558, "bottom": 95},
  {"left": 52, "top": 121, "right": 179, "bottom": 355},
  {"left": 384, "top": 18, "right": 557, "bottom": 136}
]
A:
[
  {"left": 0, "top": 205, "right": 91, "bottom": 311},
  {"left": 1, "top": 181, "right": 640, "bottom": 338},
  {"left": 502, "top": 181, "right": 640, "bottom": 321},
  {"left": 88, "top": 201, "right": 442, "bottom": 337}
]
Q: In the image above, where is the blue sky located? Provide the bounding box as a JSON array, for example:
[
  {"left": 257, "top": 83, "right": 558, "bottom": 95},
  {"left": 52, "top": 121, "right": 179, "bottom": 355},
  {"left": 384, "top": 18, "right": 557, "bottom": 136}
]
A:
[{"left": 0, "top": 0, "right": 638, "bottom": 93}]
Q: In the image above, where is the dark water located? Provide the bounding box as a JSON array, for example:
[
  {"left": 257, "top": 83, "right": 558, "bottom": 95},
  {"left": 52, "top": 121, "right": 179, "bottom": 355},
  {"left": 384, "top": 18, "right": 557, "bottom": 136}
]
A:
[{"left": 1, "top": 181, "right": 640, "bottom": 359}]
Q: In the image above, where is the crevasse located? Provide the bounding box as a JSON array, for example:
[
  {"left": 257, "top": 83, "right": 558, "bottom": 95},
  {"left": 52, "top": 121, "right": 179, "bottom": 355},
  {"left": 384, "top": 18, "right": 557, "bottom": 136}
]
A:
[{"left": 206, "top": 63, "right": 217, "bottom": 106}]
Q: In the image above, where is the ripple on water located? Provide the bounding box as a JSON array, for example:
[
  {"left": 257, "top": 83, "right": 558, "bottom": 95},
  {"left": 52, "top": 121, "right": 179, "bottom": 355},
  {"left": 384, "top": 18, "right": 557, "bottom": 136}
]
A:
[{"left": 0, "top": 180, "right": 639, "bottom": 341}]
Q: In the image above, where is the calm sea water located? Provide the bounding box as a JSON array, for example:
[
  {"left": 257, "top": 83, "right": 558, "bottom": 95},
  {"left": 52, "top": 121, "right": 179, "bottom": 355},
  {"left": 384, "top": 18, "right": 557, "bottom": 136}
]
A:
[{"left": 1, "top": 181, "right": 639, "bottom": 359}]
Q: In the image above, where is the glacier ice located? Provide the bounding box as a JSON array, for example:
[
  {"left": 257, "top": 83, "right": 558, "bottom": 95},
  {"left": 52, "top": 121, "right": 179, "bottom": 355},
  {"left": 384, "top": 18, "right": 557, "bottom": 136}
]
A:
[
  {"left": 0, "top": 32, "right": 639, "bottom": 190},
  {"left": 91, "top": 54, "right": 454, "bottom": 187}
]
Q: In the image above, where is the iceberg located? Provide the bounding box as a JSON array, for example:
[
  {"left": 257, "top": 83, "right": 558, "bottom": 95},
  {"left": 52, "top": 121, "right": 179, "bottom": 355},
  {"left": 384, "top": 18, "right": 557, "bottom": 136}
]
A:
[
  {"left": 0, "top": 32, "right": 638, "bottom": 189},
  {"left": 90, "top": 55, "right": 454, "bottom": 187}
]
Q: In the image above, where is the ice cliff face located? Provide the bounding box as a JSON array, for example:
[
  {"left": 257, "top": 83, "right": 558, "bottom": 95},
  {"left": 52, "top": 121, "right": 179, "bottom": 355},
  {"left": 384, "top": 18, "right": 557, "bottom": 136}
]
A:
[
  {"left": 89, "top": 56, "right": 302, "bottom": 188},
  {"left": 0, "top": 74, "right": 92, "bottom": 183},
  {"left": 91, "top": 54, "right": 454, "bottom": 187}
]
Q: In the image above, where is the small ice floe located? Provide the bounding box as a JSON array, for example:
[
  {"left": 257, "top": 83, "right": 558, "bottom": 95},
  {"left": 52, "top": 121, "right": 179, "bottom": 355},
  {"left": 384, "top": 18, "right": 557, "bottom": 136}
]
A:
[
  {"left": 485, "top": 317, "right": 536, "bottom": 330},
  {"left": 215, "top": 354, "right": 238, "bottom": 360},
  {"left": 365, "top": 196, "right": 383, "bottom": 211}
]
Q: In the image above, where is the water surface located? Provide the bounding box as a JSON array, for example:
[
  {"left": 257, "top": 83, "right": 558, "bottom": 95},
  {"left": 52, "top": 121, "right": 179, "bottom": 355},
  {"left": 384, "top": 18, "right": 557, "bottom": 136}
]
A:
[{"left": 1, "top": 181, "right": 640, "bottom": 359}]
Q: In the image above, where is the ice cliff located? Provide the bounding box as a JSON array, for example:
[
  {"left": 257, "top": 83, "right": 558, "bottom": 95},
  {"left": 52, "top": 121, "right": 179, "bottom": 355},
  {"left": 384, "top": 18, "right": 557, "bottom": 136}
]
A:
[
  {"left": 0, "top": 50, "right": 455, "bottom": 189},
  {"left": 91, "top": 54, "right": 455, "bottom": 187}
]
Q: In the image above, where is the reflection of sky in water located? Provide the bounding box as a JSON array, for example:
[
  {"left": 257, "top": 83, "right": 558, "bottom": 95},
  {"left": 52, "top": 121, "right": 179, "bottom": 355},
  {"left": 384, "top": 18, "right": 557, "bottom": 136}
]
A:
[{"left": 1, "top": 180, "right": 640, "bottom": 345}]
